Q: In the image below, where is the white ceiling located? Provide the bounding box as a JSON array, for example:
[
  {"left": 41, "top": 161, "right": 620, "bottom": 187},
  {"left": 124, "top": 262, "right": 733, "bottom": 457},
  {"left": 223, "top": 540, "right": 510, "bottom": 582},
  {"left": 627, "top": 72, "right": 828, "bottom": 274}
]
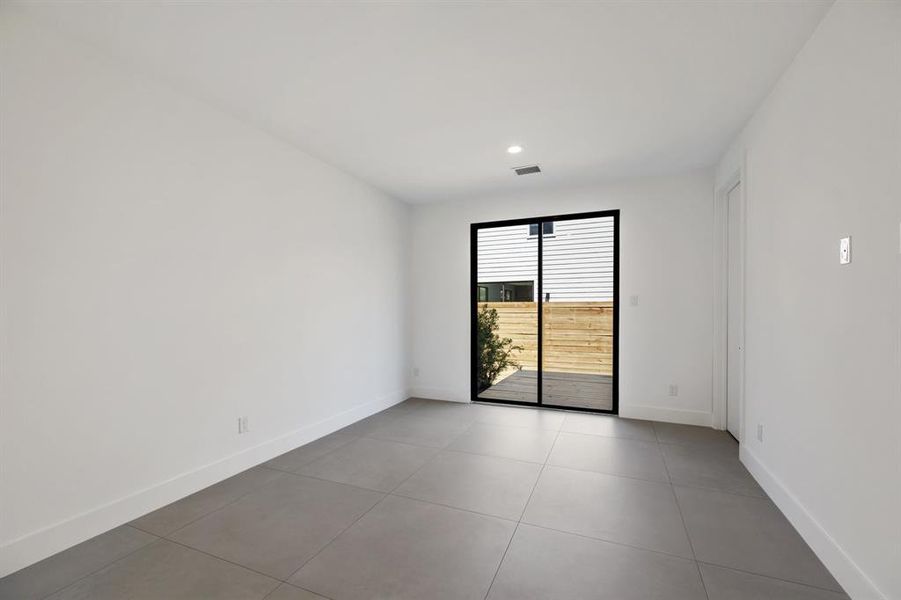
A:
[{"left": 14, "top": 1, "right": 832, "bottom": 203}]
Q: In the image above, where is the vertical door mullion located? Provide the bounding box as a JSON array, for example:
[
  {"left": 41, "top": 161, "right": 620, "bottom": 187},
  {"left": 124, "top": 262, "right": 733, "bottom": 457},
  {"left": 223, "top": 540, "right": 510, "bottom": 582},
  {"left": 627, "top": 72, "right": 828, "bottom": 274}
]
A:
[
  {"left": 537, "top": 220, "right": 544, "bottom": 406},
  {"left": 612, "top": 212, "right": 619, "bottom": 414},
  {"left": 470, "top": 224, "right": 478, "bottom": 401}
]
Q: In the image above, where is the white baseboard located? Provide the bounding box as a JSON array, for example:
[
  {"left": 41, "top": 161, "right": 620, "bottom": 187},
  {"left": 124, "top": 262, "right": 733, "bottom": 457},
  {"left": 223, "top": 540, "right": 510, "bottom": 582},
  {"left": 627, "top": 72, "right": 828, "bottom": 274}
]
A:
[
  {"left": 740, "top": 446, "right": 887, "bottom": 600},
  {"left": 0, "top": 389, "right": 409, "bottom": 578},
  {"left": 407, "top": 391, "right": 715, "bottom": 427},
  {"left": 408, "top": 386, "right": 469, "bottom": 403},
  {"left": 619, "top": 404, "right": 712, "bottom": 427}
]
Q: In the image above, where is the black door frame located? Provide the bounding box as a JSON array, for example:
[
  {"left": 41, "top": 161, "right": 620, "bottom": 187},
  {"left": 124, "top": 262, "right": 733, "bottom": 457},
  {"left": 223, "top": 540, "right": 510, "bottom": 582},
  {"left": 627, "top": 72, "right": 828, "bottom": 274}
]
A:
[{"left": 470, "top": 209, "right": 619, "bottom": 414}]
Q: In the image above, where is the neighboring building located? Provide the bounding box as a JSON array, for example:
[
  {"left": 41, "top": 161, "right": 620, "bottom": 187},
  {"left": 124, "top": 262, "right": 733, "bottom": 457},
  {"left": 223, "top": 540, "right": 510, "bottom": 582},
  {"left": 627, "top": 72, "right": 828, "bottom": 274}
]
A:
[{"left": 477, "top": 216, "right": 614, "bottom": 302}]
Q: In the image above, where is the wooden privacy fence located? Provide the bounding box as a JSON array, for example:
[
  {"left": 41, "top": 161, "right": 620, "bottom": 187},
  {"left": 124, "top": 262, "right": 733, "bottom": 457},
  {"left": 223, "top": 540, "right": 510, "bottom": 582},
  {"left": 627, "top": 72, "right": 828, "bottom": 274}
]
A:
[{"left": 481, "top": 301, "right": 613, "bottom": 376}]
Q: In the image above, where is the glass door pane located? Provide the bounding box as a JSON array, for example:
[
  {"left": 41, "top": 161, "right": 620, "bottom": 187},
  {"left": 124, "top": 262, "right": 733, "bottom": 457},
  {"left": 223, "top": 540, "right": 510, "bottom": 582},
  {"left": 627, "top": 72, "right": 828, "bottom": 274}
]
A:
[
  {"left": 541, "top": 215, "right": 615, "bottom": 410},
  {"left": 475, "top": 223, "right": 538, "bottom": 404}
]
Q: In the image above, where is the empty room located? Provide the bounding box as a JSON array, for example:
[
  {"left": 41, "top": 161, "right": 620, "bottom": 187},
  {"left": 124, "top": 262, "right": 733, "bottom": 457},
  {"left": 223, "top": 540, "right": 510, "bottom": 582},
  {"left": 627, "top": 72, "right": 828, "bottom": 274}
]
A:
[{"left": 1, "top": 1, "right": 899, "bottom": 599}]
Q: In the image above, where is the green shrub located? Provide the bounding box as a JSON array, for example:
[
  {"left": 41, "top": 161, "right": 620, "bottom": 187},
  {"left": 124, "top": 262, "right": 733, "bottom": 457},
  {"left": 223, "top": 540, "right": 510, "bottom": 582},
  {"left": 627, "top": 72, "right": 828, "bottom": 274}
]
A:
[{"left": 477, "top": 304, "right": 523, "bottom": 391}]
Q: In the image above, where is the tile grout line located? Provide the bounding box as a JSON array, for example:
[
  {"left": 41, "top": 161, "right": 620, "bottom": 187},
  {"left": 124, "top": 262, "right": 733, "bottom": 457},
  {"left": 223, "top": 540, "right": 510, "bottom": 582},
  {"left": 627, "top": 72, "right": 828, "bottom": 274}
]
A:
[
  {"left": 149, "top": 472, "right": 388, "bottom": 592},
  {"left": 668, "top": 480, "right": 769, "bottom": 500},
  {"left": 173, "top": 419, "right": 800, "bottom": 595},
  {"left": 653, "top": 421, "right": 664, "bottom": 444},
  {"left": 521, "top": 522, "right": 701, "bottom": 563},
  {"left": 388, "top": 491, "right": 520, "bottom": 524},
  {"left": 170, "top": 436, "right": 816, "bottom": 598},
  {"left": 382, "top": 419, "right": 476, "bottom": 494},
  {"left": 129, "top": 423, "right": 469, "bottom": 595},
  {"left": 312, "top": 412, "right": 792, "bottom": 596},
  {"left": 338, "top": 411, "right": 753, "bottom": 495},
  {"left": 653, "top": 423, "right": 837, "bottom": 594},
  {"left": 158, "top": 468, "right": 297, "bottom": 540},
  {"left": 694, "top": 561, "right": 851, "bottom": 596},
  {"left": 306, "top": 479, "right": 708, "bottom": 565},
  {"left": 328, "top": 424, "right": 735, "bottom": 563},
  {"left": 281, "top": 429, "right": 455, "bottom": 589},
  {"left": 36, "top": 464, "right": 310, "bottom": 599},
  {"left": 695, "top": 563, "right": 713, "bottom": 600},
  {"left": 481, "top": 424, "right": 564, "bottom": 600},
  {"left": 439, "top": 446, "right": 547, "bottom": 467},
  {"left": 358, "top": 420, "right": 560, "bottom": 445},
  {"left": 480, "top": 522, "right": 519, "bottom": 600},
  {"left": 163, "top": 537, "right": 287, "bottom": 585},
  {"left": 431, "top": 440, "right": 551, "bottom": 465},
  {"left": 275, "top": 414, "right": 750, "bottom": 576},
  {"left": 26, "top": 405, "right": 753, "bottom": 600},
  {"left": 543, "top": 460, "right": 672, "bottom": 486},
  {"left": 328, "top": 478, "right": 722, "bottom": 565},
  {"left": 262, "top": 581, "right": 334, "bottom": 600},
  {"left": 262, "top": 432, "right": 359, "bottom": 473},
  {"left": 35, "top": 529, "right": 162, "bottom": 600},
  {"left": 272, "top": 492, "right": 389, "bottom": 588},
  {"left": 37, "top": 460, "right": 321, "bottom": 595},
  {"left": 269, "top": 415, "right": 749, "bottom": 505},
  {"left": 261, "top": 467, "right": 403, "bottom": 495},
  {"left": 661, "top": 440, "right": 710, "bottom": 600},
  {"left": 171, "top": 425, "right": 754, "bottom": 543},
  {"left": 161, "top": 538, "right": 336, "bottom": 599}
]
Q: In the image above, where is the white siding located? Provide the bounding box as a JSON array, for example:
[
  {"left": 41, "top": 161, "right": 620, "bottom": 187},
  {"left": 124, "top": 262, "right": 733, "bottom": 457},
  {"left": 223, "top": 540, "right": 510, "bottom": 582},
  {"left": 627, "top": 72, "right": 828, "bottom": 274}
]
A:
[{"left": 477, "top": 216, "right": 614, "bottom": 301}]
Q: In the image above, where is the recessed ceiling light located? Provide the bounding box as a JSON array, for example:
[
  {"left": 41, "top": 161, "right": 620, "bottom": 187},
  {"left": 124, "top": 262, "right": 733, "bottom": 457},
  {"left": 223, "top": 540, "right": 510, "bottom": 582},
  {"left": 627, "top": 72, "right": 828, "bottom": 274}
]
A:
[{"left": 507, "top": 145, "right": 523, "bottom": 154}]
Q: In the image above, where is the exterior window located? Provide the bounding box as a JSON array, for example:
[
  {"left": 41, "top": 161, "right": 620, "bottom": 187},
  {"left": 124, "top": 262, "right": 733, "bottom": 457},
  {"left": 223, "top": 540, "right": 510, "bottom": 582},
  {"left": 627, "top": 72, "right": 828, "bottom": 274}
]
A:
[
  {"left": 529, "top": 222, "right": 554, "bottom": 236},
  {"left": 476, "top": 281, "right": 534, "bottom": 302}
]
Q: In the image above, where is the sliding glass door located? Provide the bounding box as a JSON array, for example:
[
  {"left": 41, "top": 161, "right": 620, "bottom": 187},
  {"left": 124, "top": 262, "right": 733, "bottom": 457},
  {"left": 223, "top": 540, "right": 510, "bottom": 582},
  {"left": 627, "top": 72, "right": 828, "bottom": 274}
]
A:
[
  {"left": 473, "top": 223, "right": 539, "bottom": 404},
  {"left": 540, "top": 215, "right": 616, "bottom": 411},
  {"left": 471, "top": 210, "right": 618, "bottom": 413}
]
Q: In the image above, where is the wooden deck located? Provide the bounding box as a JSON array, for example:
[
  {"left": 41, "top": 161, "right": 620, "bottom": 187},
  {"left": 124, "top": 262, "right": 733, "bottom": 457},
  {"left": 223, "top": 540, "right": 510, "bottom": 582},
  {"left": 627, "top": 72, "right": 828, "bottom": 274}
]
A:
[{"left": 477, "top": 369, "right": 613, "bottom": 411}]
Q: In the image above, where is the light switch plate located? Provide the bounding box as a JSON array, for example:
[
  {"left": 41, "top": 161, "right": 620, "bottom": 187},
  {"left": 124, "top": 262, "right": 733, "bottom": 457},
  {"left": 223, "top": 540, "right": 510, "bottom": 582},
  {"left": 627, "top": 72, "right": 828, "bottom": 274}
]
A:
[{"left": 839, "top": 237, "right": 851, "bottom": 265}]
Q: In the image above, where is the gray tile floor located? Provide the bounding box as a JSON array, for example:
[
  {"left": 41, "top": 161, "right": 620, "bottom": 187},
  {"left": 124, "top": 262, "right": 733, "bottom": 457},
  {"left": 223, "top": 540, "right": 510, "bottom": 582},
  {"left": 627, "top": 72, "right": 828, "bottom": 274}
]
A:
[{"left": 0, "top": 399, "right": 848, "bottom": 600}]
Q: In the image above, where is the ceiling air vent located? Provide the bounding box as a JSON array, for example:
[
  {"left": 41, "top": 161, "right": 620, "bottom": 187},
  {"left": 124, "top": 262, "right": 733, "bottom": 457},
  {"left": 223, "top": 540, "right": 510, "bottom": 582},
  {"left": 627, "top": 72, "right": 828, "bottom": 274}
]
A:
[{"left": 513, "top": 164, "right": 541, "bottom": 176}]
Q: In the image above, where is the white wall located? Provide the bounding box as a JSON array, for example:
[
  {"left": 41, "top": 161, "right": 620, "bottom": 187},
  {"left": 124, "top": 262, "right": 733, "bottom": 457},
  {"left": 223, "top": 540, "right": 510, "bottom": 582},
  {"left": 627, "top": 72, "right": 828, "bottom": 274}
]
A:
[
  {"left": 408, "top": 171, "right": 715, "bottom": 424},
  {"left": 715, "top": 2, "right": 901, "bottom": 598},
  {"left": 0, "top": 11, "right": 409, "bottom": 576}
]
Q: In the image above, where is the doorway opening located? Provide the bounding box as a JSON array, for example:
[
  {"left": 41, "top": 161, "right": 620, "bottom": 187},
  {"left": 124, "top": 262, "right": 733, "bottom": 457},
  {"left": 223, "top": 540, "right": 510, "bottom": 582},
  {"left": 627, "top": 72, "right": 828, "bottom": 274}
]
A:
[
  {"left": 470, "top": 210, "right": 619, "bottom": 413},
  {"left": 725, "top": 181, "right": 744, "bottom": 440},
  {"left": 714, "top": 173, "right": 746, "bottom": 441}
]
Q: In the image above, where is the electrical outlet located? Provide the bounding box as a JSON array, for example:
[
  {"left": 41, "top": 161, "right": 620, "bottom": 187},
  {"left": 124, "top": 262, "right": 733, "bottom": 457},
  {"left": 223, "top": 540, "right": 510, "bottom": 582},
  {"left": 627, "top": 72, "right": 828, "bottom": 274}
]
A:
[
  {"left": 757, "top": 424, "right": 764, "bottom": 442},
  {"left": 412, "top": 367, "right": 420, "bottom": 377},
  {"left": 839, "top": 237, "right": 851, "bottom": 264},
  {"left": 668, "top": 384, "right": 678, "bottom": 397},
  {"left": 238, "top": 416, "right": 249, "bottom": 434},
  {"left": 629, "top": 295, "right": 639, "bottom": 307}
]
